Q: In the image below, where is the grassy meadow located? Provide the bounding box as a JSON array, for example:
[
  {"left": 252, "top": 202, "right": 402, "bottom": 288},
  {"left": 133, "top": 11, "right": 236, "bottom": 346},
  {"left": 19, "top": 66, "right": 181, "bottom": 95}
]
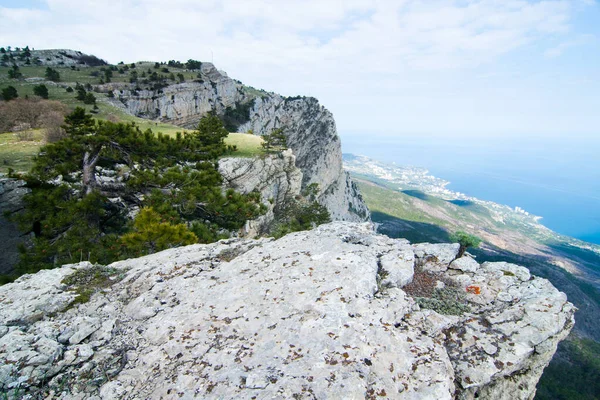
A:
[{"left": 0, "top": 129, "right": 44, "bottom": 174}]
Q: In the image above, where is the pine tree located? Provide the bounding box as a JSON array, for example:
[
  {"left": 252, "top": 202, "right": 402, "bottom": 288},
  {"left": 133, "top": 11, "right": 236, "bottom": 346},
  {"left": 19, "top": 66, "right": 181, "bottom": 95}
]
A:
[
  {"left": 45, "top": 67, "right": 60, "bottom": 82},
  {"left": 1, "top": 86, "right": 18, "bottom": 101},
  {"left": 12, "top": 108, "right": 266, "bottom": 274},
  {"left": 119, "top": 207, "right": 198, "bottom": 256},
  {"left": 7, "top": 65, "right": 22, "bottom": 79},
  {"left": 261, "top": 128, "right": 287, "bottom": 152},
  {"left": 33, "top": 84, "right": 49, "bottom": 99},
  {"left": 449, "top": 231, "right": 482, "bottom": 258}
]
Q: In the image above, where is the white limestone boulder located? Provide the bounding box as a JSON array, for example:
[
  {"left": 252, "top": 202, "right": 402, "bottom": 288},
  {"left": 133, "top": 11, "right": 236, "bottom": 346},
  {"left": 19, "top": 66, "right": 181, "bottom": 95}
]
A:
[{"left": 0, "top": 223, "right": 573, "bottom": 399}]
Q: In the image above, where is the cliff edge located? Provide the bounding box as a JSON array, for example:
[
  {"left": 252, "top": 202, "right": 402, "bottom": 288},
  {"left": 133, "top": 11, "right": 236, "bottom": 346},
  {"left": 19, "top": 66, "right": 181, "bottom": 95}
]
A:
[
  {"left": 108, "top": 63, "right": 369, "bottom": 222},
  {"left": 0, "top": 222, "right": 573, "bottom": 399}
]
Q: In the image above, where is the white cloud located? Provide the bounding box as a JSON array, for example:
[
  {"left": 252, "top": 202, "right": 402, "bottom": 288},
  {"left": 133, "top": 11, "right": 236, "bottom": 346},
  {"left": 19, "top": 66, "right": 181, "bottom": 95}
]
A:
[
  {"left": 0, "top": 6, "right": 47, "bottom": 22},
  {"left": 0, "top": 1, "right": 577, "bottom": 65},
  {"left": 544, "top": 33, "right": 596, "bottom": 57},
  {"left": 0, "top": 0, "right": 597, "bottom": 135}
]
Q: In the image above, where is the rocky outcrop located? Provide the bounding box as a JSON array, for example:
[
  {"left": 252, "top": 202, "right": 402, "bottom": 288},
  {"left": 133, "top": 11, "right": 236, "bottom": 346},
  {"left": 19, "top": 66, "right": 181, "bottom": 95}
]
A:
[
  {"left": 1, "top": 49, "right": 106, "bottom": 67},
  {"left": 0, "top": 222, "right": 574, "bottom": 399},
  {"left": 240, "top": 95, "right": 370, "bottom": 222},
  {"left": 218, "top": 149, "right": 303, "bottom": 237},
  {"left": 109, "top": 63, "right": 245, "bottom": 127},
  {"left": 111, "top": 63, "right": 369, "bottom": 222},
  {"left": 0, "top": 176, "right": 29, "bottom": 275}
]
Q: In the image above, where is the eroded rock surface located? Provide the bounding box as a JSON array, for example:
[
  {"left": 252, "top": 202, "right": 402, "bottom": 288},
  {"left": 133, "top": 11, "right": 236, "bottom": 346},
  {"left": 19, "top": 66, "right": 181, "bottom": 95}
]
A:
[
  {"left": 239, "top": 95, "right": 370, "bottom": 222},
  {"left": 219, "top": 149, "right": 303, "bottom": 237},
  {"left": 2, "top": 49, "right": 106, "bottom": 67},
  {"left": 0, "top": 223, "right": 573, "bottom": 399}
]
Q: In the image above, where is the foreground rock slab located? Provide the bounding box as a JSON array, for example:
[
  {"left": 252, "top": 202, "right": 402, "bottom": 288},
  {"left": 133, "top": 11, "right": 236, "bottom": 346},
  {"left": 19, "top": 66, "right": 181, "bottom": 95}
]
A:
[{"left": 0, "top": 222, "right": 574, "bottom": 399}]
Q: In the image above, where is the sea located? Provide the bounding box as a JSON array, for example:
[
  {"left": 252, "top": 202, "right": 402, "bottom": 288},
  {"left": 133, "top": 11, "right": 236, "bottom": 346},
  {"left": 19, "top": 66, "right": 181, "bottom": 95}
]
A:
[{"left": 341, "top": 133, "right": 600, "bottom": 245}]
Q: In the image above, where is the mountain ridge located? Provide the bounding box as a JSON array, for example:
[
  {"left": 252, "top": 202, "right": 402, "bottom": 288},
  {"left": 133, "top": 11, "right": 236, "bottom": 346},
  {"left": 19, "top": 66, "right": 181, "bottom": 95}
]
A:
[{"left": 1, "top": 47, "right": 369, "bottom": 223}]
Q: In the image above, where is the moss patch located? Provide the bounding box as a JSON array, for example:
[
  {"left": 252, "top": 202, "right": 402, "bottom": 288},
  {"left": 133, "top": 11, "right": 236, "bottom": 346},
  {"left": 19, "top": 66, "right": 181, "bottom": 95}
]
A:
[
  {"left": 415, "top": 288, "right": 470, "bottom": 316},
  {"left": 404, "top": 265, "right": 470, "bottom": 316},
  {"left": 62, "top": 265, "right": 126, "bottom": 307}
]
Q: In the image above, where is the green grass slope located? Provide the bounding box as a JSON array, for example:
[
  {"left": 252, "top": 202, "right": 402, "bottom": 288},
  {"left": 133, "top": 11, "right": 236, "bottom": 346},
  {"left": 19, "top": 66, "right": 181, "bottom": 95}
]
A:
[{"left": 0, "top": 129, "right": 44, "bottom": 173}]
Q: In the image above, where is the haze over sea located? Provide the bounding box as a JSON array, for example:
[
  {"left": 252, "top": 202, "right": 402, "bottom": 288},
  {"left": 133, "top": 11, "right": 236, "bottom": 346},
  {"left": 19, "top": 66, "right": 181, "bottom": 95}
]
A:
[{"left": 342, "top": 133, "right": 600, "bottom": 245}]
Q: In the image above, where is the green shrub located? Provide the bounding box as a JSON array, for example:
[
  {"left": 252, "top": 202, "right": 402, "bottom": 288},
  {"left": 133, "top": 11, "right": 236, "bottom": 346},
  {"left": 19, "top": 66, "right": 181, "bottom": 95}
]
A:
[
  {"left": 7, "top": 65, "right": 22, "bottom": 79},
  {"left": 221, "top": 100, "right": 255, "bottom": 132},
  {"left": 83, "top": 92, "right": 96, "bottom": 105},
  {"left": 1, "top": 86, "right": 18, "bottom": 101},
  {"left": 44, "top": 67, "right": 60, "bottom": 82},
  {"left": 119, "top": 207, "right": 197, "bottom": 256},
  {"left": 450, "top": 230, "right": 482, "bottom": 257}
]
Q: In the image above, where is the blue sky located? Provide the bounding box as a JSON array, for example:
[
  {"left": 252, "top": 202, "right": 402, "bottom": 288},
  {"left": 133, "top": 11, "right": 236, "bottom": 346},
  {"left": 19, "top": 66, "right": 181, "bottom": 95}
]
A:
[{"left": 0, "top": 0, "right": 599, "bottom": 139}]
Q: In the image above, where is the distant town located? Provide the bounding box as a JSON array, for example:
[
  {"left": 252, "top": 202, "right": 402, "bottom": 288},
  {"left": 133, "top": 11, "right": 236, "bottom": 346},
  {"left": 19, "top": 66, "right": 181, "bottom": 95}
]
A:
[{"left": 343, "top": 153, "right": 600, "bottom": 255}]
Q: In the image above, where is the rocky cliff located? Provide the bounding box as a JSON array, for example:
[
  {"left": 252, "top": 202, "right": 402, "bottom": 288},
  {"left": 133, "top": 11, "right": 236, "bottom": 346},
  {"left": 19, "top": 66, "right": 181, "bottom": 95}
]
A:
[
  {"left": 239, "top": 95, "right": 369, "bottom": 222},
  {"left": 107, "top": 63, "right": 369, "bottom": 222},
  {"left": 109, "top": 63, "right": 243, "bottom": 128},
  {"left": 218, "top": 149, "right": 303, "bottom": 237},
  {"left": 0, "top": 222, "right": 574, "bottom": 399}
]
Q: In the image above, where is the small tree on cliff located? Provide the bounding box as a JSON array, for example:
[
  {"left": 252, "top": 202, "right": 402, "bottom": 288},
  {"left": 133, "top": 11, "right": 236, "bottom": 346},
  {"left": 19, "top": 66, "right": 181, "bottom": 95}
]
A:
[
  {"left": 270, "top": 183, "right": 330, "bottom": 238},
  {"left": 261, "top": 128, "right": 287, "bottom": 152},
  {"left": 450, "top": 231, "right": 482, "bottom": 258}
]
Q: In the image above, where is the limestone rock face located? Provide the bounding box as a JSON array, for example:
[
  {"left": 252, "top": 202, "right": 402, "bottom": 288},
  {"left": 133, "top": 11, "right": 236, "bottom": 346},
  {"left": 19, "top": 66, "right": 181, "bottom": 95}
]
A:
[
  {"left": 111, "top": 63, "right": 245, "bottom": 128},
  {"left": 0, "top": 222, "right": 574, "bottom": 399},
  {"left": 413, "top": 242, "right": 461, "bottom": 272},
  {"left": 239, "top": 95, "right": 370, "bottom": 222},
  {"left": 0, "top": 176, "right": 30, "bottom": 274},
  {"left": 112, "top": 63, "right": 369, "bottom": 223},
  {"left": 449, "top": 256, "right": 480, "bottom": 273},
  {"left": 218, "top": 149, "right": 303, "bottom": 237}
]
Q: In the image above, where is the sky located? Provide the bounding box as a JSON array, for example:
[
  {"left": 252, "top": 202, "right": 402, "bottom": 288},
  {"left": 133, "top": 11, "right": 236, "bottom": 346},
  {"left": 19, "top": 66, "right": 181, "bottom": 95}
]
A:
[{"left": 0, "top": 0, "right": 599, "bottom": 139}]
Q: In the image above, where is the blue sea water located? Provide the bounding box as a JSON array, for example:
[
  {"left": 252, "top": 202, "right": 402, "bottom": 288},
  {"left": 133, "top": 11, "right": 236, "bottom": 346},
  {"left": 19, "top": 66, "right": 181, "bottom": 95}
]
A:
[{"left": 341, "top": 133, "right": 600, "bottom": 245}]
